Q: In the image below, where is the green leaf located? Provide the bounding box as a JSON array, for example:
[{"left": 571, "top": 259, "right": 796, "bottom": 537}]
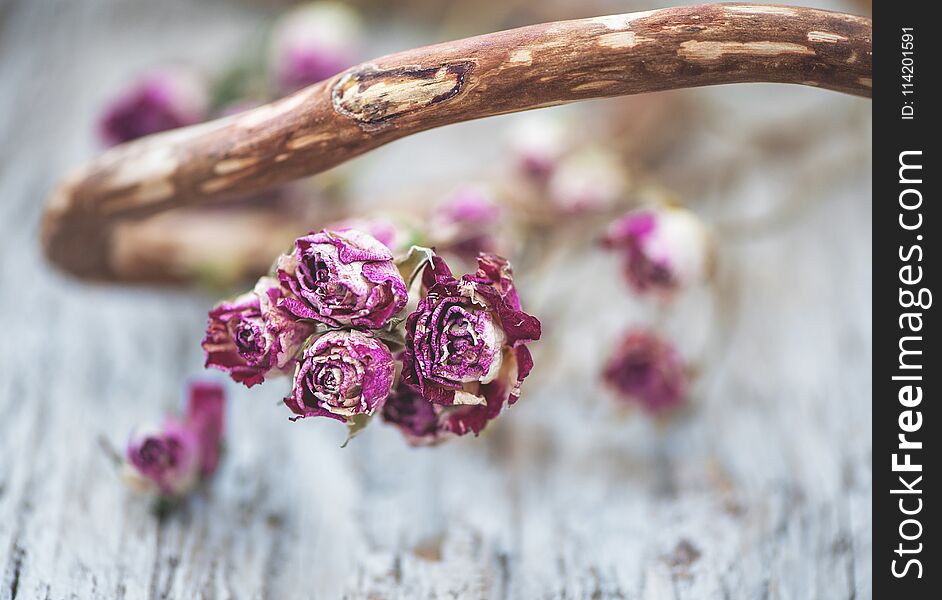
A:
[
  {"left": 373, "top": 327, "right": 406, "bottom": 354},
  {"left": 209, "top": 26, "right": 274, "bottom": 112},
  {"left": 151, "top": 496, "right": 183, "bottom": 521},
  {"left": 396, "top": 245, "right": 435, "bottom": 289},
  {"left": 341, "top": 414, "right": 371, "bottom": 448},
  {"left": 97, "top": 435, "right": 123, "bottom": 468}
]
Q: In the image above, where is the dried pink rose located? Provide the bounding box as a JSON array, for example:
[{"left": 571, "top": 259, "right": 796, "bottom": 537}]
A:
[
  {"left": 285, "top": 329, "right": 395, "bottom": 422},
  {"left": 125, "top": 419, "right": 200, "bottom": 497},
  {"left": 270, "top": 2, "right": 363, "bottom": 93},
  {"left": 381, "top": 379, "right": 514, "bottom": 445},
  {"left": 202, "top": 280, "right": 315, "bottom": 387},
  {"left": 602, "top": 206, "right": 712, "bottom": 295},
  {"left": 603, "top": 329, "right": 687, "bottom": 415},
  {"left": 381, "top": 383, "right": 444, "bottom": 446},
  {"left": 123, "top": 381, "right": 227, "bottom": 498},
  {"left": 98, "top": 66, "right": 209, "bottom": 146},
  {"left": 430, "top": 186, "right": 503, "bottom": 262},
  {"left": 202, "top": 292, "right": 270, "bottom": 387},
  {"left": 276, "top": 229, "right": 408, "bottom": 329},
  {"left": 548, "top": 148, "right": 628, "bottom": 214},
  {"left": 400, "top": 254, "right": 540, "bottom": 434},
  {"left": 255, "top": 276, "right": 318, "bottom": 370}
]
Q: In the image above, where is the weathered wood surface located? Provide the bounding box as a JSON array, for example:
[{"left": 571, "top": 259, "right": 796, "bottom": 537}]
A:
[
  {"left": 40, "top": 2, "right": 872, "bottom": 283},
  {"left": 1, "top": 0, "right": 871, "bottom": 599}
]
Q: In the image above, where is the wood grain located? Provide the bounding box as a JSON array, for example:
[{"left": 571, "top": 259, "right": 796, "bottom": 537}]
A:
[{"left": 40, "top": 3, "right": 872, "bottom": 282}]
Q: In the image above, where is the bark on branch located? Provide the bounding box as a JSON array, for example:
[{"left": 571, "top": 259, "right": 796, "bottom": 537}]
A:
[{"left": 42, "top": 3, "right": 871, "bottom": 282}]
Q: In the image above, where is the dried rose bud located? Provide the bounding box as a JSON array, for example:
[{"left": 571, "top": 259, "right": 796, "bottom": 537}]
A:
[
  {"left": 256, "top": 276, "right": 317, "bottom": 371},
  {"left": 381, "top": 379, "right": 513, "bottom": 445},
  {"left": 270, "top": 2, "right": 363, "bottom": 93},
  {"left": 548, "top": 147, "right": 628, "bottom": 214},
  {"left": 506, "top": 113, "right": 567, "bottom": 182},
  {"left": 186, "top": 381, "right": 226, "bottom": 477},
  {"left": 401, "top": 254, "right": 541, "bottom": 431},
  {"left": 602, "top": 206, "right": 712, "bottom": 295},
  {"left": 123, "top": 382, "right": 227, "bottom": 498},
  {"left": 326, "top": 215, "right": 423, "bottom": 258},
  {"left": 603, "top": 329, "right": 687, "bottom": 416},
  {"left": 202, "top": 283, "right": 315, "bottom": 387},
  {"left": 381, "top": 383, "right": 445, "bottom": 446},
  {"left": 124, "top": 420, "right": 200, "bottom": 497},
  {"left": 203, "top": 292, "right": 271, "bottom": 387},
  {"left": 285, "top": 330, "right": 395, "bottom": 421},
  {"left": 430, "top": 186, "right": 503, "bottom": 262},
  {"left": 276, "top": 229, "right": 408, "bottom": 329},
  {"left": 98, "top": 66, "right": 209, "bottom": 146}
]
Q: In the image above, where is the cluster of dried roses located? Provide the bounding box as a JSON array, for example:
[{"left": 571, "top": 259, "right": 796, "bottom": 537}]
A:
[
  {"left": 202, "top": 228, "right": 541, "bottom": 446},
  {"left": 599, "top": 205, "right": 713, "bottom": 417},
  {"left": 118, "top": 382, "right": 227, "bottom": 501}
]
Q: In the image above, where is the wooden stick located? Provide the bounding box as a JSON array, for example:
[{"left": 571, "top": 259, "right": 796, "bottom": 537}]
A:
[{"left": 42, "top": 3, "right": 871, "bottom": 282}]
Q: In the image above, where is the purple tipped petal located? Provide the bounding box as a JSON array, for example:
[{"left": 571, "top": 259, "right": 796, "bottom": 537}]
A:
[
  {"left": 421, "top": 255, "right": 456, "bottom": 289},
  {"left": 307, "top": 229, "right": 394, "bottom": 263},
  {"left": 441, "top": 379, "right": 509, "bottom": 437},
  {"left": 276, "top": 229, "right": 408, "bottom": 328}
]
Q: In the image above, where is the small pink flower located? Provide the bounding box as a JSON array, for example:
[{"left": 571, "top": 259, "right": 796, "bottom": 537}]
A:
[
  {"left": 430, "top": 186, "right": 503, "bottom": 261},
  {"left": 506, "top": 113, "right": 567, "bottom": 182},
  {"left": 603, "top": 329, "right": 687, "bottom": 416},
  {"left": 125, "top": 420, "right": 200, "bottom": 497},
  {"left": 123, "top": 382, "right": 227, "bottom": 498},
  {"left": 202, "top": 280, "right": 316, "bottom": 387},
  {"left": 98, "top": 66, "right": 209, "bottom": 146},
  {"left": 202, "top": 292, "right": 271, "bottom": 387},
  {"left": 285, "top": 330, "right": 395, "bottom": 422},
  {"left": 270, "top": 2, "right": 363, "bottom": 93},
  {"left": 602, "top": 206, "right": 712, "bottom": 296},
  {"left": 548, "top": 148, "right": 628, "bottom": 214}
]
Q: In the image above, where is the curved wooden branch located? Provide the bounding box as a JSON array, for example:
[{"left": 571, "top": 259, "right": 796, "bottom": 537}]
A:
[{"left": 42, "top": 3, "right": 871, "bottom": 282}]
